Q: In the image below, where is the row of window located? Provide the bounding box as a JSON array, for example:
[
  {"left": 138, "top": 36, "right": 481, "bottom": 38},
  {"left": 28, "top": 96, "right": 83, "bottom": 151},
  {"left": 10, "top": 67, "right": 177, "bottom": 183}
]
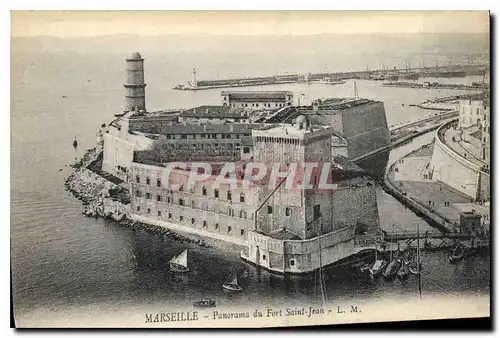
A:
[
  {"left": 224, "top": 103, "right": 290, "bottom": 108},
  {"left": 165, "top": 133, "right": 251, "bottom": 140},
  {"left": 135, "top": 194, "right": 251, "bottom": 219},
  {"left": 162, "top": 143, "right": 241, "bottom": 150},
  {"left": 134, "top": 190, "right": 295, "bottom": 217},
  {"left": 254, "top": 136, "right": 302, "bottom": 145},
  {"left": 134, "top": 183, "right": 247, "bottom": 203},
  {"left": 136, "top": 207, "right": 246, "bottom": 236}
]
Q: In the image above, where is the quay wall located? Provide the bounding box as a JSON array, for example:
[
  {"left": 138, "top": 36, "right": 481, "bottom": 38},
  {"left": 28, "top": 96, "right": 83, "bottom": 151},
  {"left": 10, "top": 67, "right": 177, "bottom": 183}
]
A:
[
  {"left": 430, "top": 120, "right": 490, "bottom": 200},
  {"left": 382, "top": 144, "right": 453, "bottom": 233},
  {"left": 243, "top": 226, "right": 357, "bottom": 274}
]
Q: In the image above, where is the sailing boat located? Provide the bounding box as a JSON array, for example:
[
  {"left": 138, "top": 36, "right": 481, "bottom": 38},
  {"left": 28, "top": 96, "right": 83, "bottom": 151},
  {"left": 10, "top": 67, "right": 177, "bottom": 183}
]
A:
[
  {"left": 223, "top": 270, "right": 242, "bottom": 292},
  {"left": 169, "top": 249, "right": 189, "bottom": 273}
]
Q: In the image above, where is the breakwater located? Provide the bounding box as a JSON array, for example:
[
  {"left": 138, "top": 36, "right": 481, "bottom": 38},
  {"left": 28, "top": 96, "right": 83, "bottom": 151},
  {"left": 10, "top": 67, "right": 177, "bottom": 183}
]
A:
[
  {"left": 381, "top": 81, "right": 489, "bottom": 91},
  {"left": 173, "top": 64, "right": 488, "bottom": 90}
]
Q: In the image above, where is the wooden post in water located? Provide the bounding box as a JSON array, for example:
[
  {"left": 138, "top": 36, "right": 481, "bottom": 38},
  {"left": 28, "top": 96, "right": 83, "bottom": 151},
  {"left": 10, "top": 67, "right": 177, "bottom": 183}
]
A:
[{"left": 417, "top": 223, "right": 422, "bottom": 299}]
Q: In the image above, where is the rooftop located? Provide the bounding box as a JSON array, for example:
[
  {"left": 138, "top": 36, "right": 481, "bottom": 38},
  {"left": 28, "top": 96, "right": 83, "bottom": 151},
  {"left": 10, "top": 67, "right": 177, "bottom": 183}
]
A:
[
  {"left": 252, "top": 123, "right": 332, "bottom": 138},
  {"left": 133, "top": 122, "right": 263, "bottom": 137},
  {"left": 267, "top": 228, "right": 301, "bottom": 241},
  {"left": 181, "top": 105, "right": 244, "bottom": 119},
  {"left": 311, "top": 97, "right": 378, "bottom": 111},
  {"left": 222, "top": 91, "right": 293, "bottom": 101}
]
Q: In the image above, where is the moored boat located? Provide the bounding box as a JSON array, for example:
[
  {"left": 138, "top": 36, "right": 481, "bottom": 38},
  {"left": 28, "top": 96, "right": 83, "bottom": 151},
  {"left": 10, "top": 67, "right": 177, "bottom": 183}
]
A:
[
  {"left": 383, "top": 259, "right": 401, "bottom": 281},
  {"left": 397, "top": 260, "right": 410, "bottom": 283},
  {"left": 449, "top": 243, "right": 465, "bottom": 264},
  {"left": 169, "top": 249, "right": 190, "bottom": 272},
  {"left": 193, "top": 299, "right": 216, "bottom": 308}
]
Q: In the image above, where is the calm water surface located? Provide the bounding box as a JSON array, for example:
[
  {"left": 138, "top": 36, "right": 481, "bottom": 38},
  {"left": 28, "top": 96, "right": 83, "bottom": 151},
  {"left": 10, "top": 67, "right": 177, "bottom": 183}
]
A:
[{"left": 10, "top": 39, "right": 490, "bottom": 322}]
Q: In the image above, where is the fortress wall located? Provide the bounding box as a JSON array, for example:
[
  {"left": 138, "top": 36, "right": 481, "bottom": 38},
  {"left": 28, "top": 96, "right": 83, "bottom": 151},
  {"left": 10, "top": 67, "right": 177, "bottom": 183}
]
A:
[
  {"left": 341, "top": 102, "right": 391, "bottom": 160},
  {"left": 430, "top": 129, "right": 483, "bottom": 200},
  {"left": 331, "top": 182, "right": 379, "bottom": 233},
  {"left": 102, "top": 133, "right": 135, "bottom": 180}
]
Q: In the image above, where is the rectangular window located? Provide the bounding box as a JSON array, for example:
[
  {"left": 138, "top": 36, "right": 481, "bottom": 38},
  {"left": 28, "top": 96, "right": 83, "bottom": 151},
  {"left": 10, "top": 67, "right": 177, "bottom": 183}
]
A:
[
  {"left": 203, "top": 221, "right": 207, "bottom": 228},
  {"left": 227, "top": 226, "right": 232, "bottom": 234},
  {"left": 215, "top": 189, "right": 219, "bottom": 198},
  {"left": 268, "top": 205, "right": 273, "bottom": 214},
  {"left": 146, "top": 177, "right": 150, "bottom": 185},
  {"left": 156, "top": 195, "right": 162, "bottom": 202},
  {"left": 157, "top": 210, "right": 162, "bottom": 217},
  {"left": 147, "top": 208, "right": 151, "bottom": 215},
  {"left": 314, "top": 204, "right": 321, "bottom": 219},
  {"left": 286, "top": 207, "right": 291, "bottom": 216},
  {"left": 179, "top": 199, "right": 184, "bottom": 206},
  {"left": 137, "top": 206, "right": 140, "bottom": 212},
  {"left": 136, "top": 176, "right": 140, "bottom": 184},
  {"left": 227, "top": 191, "right": 232, "bottom": 201},
  {"left": 180, "top": 215, "right": 184, "bottom": 222},
  {"left": 241, "top": 229, "right": 245, "bottom": 236},
  {"left": 240, "top": 193, "right": 245, "bottom": 203},
  {"left": 202, "top": 187, "right": 207, "bottom": 196},
  {"left": 243, "top": 147, "right": 250, "bottom": 154},
  {"left": 157, "top": 179, "right": 161, "bottom": 187},
  {"left": 215, "top": 223, "right": 219, "bottom": 230},
  {"left": 136, "top": 190, "right": 142, "bottom": 198},
  {"left": 168, "top": 212, "right": 172, "bottom": 219},
  {"left": 145, "top": 193, "right": 151, "bottom": 199},
  {"left": 181, "top": 134, "right": 187, "bottom": 139},
  {"left": 191, "top": 218, "right": 195, "bottom": 225}
]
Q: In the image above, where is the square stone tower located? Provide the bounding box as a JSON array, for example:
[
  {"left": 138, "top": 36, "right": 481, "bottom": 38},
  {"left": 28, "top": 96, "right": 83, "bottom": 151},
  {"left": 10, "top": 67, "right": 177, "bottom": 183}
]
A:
[{"left": 252, "top": 116, "right": 334, "bottom": 240}]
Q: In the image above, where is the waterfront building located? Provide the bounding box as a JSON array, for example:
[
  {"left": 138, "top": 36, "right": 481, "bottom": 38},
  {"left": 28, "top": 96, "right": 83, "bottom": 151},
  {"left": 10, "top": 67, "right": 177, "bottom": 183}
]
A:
[
  {"left": 458, "top": 98, "right": 489, "bottom": 129},
  {"left": 101, "top": 53, "right": 384, "bottom": 273},
  {"left": 221, "top": 91, "right": 294, "bottom": 109},
  {"left": 429, "top": 95, "right": 490, "bottom": 201},
  {"left": 128, "top": 116, "right": 381, "bottom": 273}
]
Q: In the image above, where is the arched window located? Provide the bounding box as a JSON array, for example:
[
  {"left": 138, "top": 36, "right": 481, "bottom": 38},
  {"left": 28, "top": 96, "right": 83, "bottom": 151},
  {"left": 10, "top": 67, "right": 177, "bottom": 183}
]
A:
[
  {"left": 136, "top": 175, "right": 140, "bottom": 184},
  {"left": 202, "top": 187, "right": 207, "bottom": 196},
  {"left": 146, "top": 177, "right": 150, "bottom": 185},
  {"left": 240, "top": 193, "right": 245, "bottom": 202},
  {"left": 157, "top": 178, "right": 161, "bottom": 187}
]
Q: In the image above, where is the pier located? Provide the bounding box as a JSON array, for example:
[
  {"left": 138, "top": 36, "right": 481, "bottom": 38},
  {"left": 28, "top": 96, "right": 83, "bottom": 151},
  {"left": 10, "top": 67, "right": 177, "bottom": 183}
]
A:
[{"left": 173, "top": 64, "right": 488, "bottom": 91}]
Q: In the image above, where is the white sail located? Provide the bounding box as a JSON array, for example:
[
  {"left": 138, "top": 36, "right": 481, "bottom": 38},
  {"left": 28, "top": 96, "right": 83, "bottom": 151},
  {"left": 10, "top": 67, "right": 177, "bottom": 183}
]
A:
[
  {"left": 225, "top": 271, "right": 238, "bottom": 286},
  {"left": 170, "top": 249, "right": 188, "bottom": 268}
]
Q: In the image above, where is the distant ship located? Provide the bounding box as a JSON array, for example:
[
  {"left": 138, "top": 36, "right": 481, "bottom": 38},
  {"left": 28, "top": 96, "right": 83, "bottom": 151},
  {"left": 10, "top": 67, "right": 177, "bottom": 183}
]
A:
[
  {"left": 400, "top": 72, "right": 419, "bottom": 80},
  {"left": 423, "top": 70, "right": 466, "bottom": 78},
  {"left": 310, "top": 77, "right": 346, "bottom": 85}
]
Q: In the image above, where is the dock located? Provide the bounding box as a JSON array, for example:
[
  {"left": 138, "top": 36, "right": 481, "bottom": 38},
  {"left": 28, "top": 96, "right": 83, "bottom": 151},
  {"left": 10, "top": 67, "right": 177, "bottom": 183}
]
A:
[{"left": 173, "top": 64, "right": 488, "bottom": 91}]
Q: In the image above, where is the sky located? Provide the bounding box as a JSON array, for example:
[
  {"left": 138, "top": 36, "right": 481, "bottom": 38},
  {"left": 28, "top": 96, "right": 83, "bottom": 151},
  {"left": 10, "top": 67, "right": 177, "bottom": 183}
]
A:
[{"left": 11, "top": 11, "right": 490, "bottom": 37}]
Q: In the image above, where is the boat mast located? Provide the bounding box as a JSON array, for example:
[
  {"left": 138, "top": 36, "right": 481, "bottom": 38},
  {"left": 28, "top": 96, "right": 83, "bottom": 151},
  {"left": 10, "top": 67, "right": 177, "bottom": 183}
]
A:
[
  {"left": 318, "top": 221, "right": 327, "bottom": 307},
  {"left": 417, "top": 223, "right": 422, "bottom": 299}
]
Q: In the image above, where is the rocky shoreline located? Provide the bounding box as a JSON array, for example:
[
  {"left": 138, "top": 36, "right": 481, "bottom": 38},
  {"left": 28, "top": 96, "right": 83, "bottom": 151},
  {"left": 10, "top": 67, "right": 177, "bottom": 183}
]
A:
[{"left": 64, "top": 148, "right": 211, "bottom": 248}]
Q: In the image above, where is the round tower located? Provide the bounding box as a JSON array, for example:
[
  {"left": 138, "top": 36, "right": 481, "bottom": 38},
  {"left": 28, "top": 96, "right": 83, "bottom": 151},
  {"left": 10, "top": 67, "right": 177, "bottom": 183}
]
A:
[{"left": 124, "top": 52, "right": 146, "bottom": 112}]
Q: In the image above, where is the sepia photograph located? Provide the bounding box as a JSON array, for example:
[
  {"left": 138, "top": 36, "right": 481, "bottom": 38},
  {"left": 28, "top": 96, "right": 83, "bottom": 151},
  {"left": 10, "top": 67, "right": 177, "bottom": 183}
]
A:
[{"left": 10, "top": 10, "right": 491, "bottom": 328}]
